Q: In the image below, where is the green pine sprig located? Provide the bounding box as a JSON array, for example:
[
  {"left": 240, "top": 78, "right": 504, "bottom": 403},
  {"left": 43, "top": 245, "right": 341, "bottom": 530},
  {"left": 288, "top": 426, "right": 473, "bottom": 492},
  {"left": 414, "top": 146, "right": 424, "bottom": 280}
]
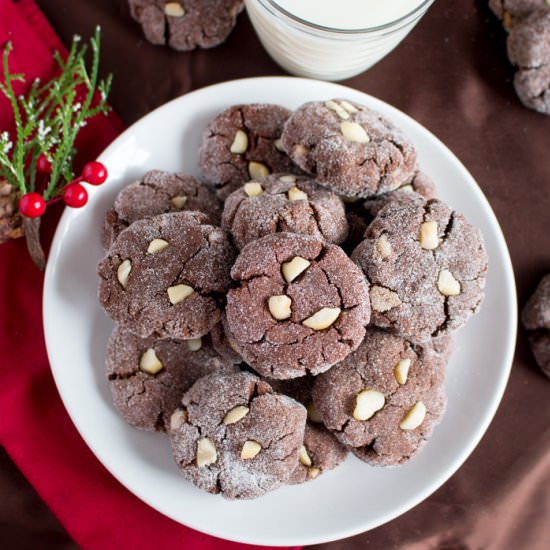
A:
[{"left": 0, "top": 26, "right": 112, "bottom": 200}]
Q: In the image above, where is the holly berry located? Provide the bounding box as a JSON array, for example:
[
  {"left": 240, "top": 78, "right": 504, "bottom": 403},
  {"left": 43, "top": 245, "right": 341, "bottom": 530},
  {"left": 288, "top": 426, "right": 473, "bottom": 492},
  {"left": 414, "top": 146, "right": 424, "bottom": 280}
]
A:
[
  {"left": 19, "top": 192, "right": 46, "bottom": 218},
  {"left": 81, "top": 161, "right": 107, "bottom": 185},
  {"left": 36, "top": 153, "right": 52, "bottom": 174},
  {"left": 63, "top": 182, "right": 88, "bottom": 208}
]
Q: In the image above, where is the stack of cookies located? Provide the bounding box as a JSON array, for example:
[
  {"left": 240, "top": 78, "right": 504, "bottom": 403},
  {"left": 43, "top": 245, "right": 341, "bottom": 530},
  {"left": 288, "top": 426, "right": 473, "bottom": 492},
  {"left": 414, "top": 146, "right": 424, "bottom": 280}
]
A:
[{"left": 97, "top": 99, "right": 488, "bottom": 500}]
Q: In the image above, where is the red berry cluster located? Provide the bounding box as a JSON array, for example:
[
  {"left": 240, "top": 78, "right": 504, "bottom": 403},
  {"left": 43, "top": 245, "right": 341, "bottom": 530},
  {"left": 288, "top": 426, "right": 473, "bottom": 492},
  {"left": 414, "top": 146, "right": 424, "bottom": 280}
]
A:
[{"left": 18, "top": 160, "right": 108, "bottom": 218}]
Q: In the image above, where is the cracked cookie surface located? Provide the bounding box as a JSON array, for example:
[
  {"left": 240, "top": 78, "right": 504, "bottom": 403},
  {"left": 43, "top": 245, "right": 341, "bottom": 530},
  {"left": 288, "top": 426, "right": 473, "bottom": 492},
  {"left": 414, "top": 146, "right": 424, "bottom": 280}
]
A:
[
  {"left": 280, "top": 99, "right": 417, "bottom": 198},
  {"left": 222, "top": 173, "right": 348, "bottom": 249},
  {"left": 199, "top": 104, "right": 300, "bottom": 198},
  {"left": 522, "top": 273, "right": 550, "bottom": 376},
  {"left": 225, "top": 232, "right": 371, "bottom": 379},
  {"left": 507, "top": 11, "right": 550, "bottom": 114},
  {"left": 312, "top": 328, "right": 447, "bottom": 465},
  {"left": 168, "top": 371, "right": 307, "bottom": 499},
  {"left": 351, "top": 194, "right": 487, "bottom": 343},
  {"left": 106, "top": 326, "right": 237, "bottom": 431},
  {"left": 102, "top": 170, "right": 221, "bottom": 249},
  {"left": 98, "top": 211, "right": 236, "bottom": 339},
  {"left": 128, "top": 0, "right": 244, "bottom": 51}
]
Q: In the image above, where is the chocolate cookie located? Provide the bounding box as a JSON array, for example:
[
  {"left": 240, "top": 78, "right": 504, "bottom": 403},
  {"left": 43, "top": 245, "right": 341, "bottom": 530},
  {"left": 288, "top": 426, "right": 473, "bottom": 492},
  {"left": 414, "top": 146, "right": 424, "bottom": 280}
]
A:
[
  {"left": 168, "top": 371, "right": 307, "bottom": 499},
  {"left": 102, "top": 170, "right": 221, "bottom": 249},
  {"left": 226, "top": 232, "right": 371, "bottom": 379},
  {"left": 489, "top": 0, "right": 549, "bottom": 28},
  {"left": 128, "top": 0, "right": 244, "bottom": 51},
  {"left": 210, "top": 317, "right": 243, "bottom": 365},
  {"left": 351, "top": 194, "right": 488, "bottom": 343},
  {"left": 222, "top": 173, "right": 348, "bottom": 249},
  {"left": 507, "top": 11, "right": 550, "bottom": 114},
  {"left": 199, "top": 104, "right": 300, "bottom": 199},
  {"left": 343, "top": 170, "right": 437, "bottom": 253},
  {"left": 289, "top": 423, "right": 349, "bottom": 484},
  {"left": 98, "top": 211, "right": 236, "bottom": 340},
  {"left": 312, "top": 328, "right": 447, "bottom": 465},
  {"left": 106, "top": 326, "right": 236, "bottom": 431},
  {"left": 522, "top": 274, "right": 550, "bottom": 377},
  {"left": 280, "top": 99, "right": 417, "bottom": 198}
]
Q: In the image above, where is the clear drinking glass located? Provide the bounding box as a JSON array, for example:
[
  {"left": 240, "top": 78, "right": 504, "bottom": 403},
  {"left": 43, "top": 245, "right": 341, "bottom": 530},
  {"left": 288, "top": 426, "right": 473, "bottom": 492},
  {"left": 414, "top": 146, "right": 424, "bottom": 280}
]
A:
[{"left": 245, "top": 0, "right": 436, "bottom": 81}]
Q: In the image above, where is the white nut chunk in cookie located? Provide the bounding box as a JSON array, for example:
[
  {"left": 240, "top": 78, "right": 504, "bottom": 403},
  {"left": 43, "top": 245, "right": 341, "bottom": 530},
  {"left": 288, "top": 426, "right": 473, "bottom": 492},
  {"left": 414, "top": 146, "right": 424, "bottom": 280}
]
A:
[
  {"left": 307, "top": 402, "right": 323, "bottom": 423},
  {"left": 223, "top": 405, "right": 250, "bottom": 425},
  {"left": 437, "top": 269, "right": 461, "bottom": 297},
  {"left": 281, "top": 256, "right": 311, "bottom": 283},
  {"left": 308, "top": 466, "right": 321, "bottom": 479},
  {"left": 419, "top": 221, "right": 439, "bottom": 250},
  {"left": 241, "top": 440, "right": 262, "bottom": 459},
  {"left": 170, "top": 408, "right": 188, "bottom": 430},
  {"left": 230, "top": 129, "right": 248, "bottom": 154},
  {"left": 139, "top": 347, "right": 164, "bottom": 374},
  {"left": 274, "top": 138, "right": 285, "bottom": 152},
  {"left": 370, "top": 285, "right": 401, "bottom": 312},
  {"left": 171, "top": 195, "right": 187, "bottom": 209},
  {"left": 400, "top": 401, "right": 427, "bottom": 430},
  {"left": 393, "top": 358, "right": 411, "bottom": 385},
  {"left": 167, "top": 284, "right": 194, "bottom": 305},
  {"left": 340, "top": 121, "right": 370, "bottom": 144},
  {"left": 287, "top": 186, "right": 308, "bottom": 202},
  {"left": 299, "top": 445, "right": 313, "bottom": 467},
  {"left": 376, "top": 234, "right": 392, "bottom": 259},
  {"left": 243, "top": 181, "right": 263, "bottom": 197},
  {"left": 147, "top": 238, "right": 169, "bottom": 254},
  {"left": 302, "top": 307, "right": 341, "bottom": 330},
  {"left": 196, "top": 437, "right": 217, "bottom": 467},
  {"left": 339, "top": 100, "right": 358, "bottom": 114},
  {"left": 164, "top": 2, "right": 185, "bottom": 17},
  {"left": 117, "top": 259, "right": 132, "bottom": 289},
  {"left": 325, "top": 100, "right": 350, "bottom": 120},
  {"left": 186, "top": 338, "right": 202, "bottom": 352},
  {"left": 353, "top": 389, "right": 385, "bottom": 421},
  {"left": 279, "top": 174, "right": 296, "bottom": 183},
  {"left": 248, "top": 161, "right": 270, "bottom": 180},
  {"left": 268, "top": 295, "right": 292, "bottom": 320}
]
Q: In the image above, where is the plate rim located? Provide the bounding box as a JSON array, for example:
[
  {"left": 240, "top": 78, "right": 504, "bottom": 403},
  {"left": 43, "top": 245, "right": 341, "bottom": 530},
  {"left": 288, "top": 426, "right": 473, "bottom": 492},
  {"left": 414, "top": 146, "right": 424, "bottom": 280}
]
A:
[{"left": 43, "top": 76, "right": 518, "bottom": 546}]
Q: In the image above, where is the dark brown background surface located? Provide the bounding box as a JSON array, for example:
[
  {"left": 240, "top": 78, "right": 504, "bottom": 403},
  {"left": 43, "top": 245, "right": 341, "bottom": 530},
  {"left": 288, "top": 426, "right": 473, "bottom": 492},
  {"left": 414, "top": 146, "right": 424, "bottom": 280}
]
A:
[{"left": 2, "top": 0, "right": 549, "bottom": 548}]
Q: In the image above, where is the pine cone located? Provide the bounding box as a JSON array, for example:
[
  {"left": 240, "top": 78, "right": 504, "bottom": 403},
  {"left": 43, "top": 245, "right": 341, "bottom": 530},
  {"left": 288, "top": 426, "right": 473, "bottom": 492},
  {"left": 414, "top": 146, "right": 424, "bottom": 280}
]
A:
[{"left": 0, "top": 179, "right": 24, "bottom": 243}]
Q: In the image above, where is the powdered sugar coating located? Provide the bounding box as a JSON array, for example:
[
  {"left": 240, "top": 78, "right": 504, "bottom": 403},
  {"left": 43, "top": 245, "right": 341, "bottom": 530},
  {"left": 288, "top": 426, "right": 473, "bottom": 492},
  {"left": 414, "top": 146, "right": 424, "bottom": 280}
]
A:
[
  {"left": 199, "top": 104, "right": 301, "bottom": 198},
  {"left": 128, "top": 0, "right": 244, "bottom": 51},
  {"left": 226, "top": 233, "right": 371, "bottom": 379},
  {"left": 281, "top": 99, "right": 417, "bottom": 198},
  {"left": 106, "top": 326, "right": 237, "bottom": 431},
  {"left": 98, "top": 211, "right": 236, "bottom": 339},
  {"left": 312, "top": 328, "right": 447, "bottom": 465},
  {"left": 168, "top": 372, "right": 307, "bottom": 499},
  {"left": 222, "top": 173, "right": 348, "bottom": 249},
  {"left": 351, "top": 194, "right": 488, "bottom": 343},
  {"left": 489, "top": 0, "right": 549, "bottom": 22},
  {"left": 102, "top": 170, "right": 221, "bottom": 249}
]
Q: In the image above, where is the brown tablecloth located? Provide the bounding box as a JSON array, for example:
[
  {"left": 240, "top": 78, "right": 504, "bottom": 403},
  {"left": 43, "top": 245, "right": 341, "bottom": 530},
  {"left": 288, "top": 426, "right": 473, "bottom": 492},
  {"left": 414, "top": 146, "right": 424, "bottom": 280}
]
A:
[{"left": 3, "top": 0, "right": 549, "bottom": 548}]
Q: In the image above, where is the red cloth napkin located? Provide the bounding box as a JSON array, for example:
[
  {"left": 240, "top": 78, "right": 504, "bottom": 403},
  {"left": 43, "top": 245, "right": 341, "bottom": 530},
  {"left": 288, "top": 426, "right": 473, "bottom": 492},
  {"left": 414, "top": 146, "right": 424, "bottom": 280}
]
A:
[{"left": 0, "top": 2, "right": 297, "bottom": 549}]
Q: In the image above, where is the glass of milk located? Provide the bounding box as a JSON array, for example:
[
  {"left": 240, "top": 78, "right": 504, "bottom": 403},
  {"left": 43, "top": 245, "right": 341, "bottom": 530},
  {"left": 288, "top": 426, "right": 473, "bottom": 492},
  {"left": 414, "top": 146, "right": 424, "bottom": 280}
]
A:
[{"left": 245, "top": 0, "right": 436, "bottom": 81}]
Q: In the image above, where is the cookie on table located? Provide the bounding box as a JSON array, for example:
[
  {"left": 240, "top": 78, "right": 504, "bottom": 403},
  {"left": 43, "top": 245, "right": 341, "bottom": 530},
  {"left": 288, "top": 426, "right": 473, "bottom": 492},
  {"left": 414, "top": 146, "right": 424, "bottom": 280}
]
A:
[
  {"left": 351, "top": 193, "right": 487, "bottom": 343},
  {"left": 222, "top": 173, "right": 348, "bottom": 250},
  {"left": 98, "top": 211, "right": 236, "bottom": 340},
  {"left": 226, "top": 232, "right": 371, "bottom": 379},
  {"left": 168, "top": 371, "right": 307, "bottom": 499},
  {"left": 489, "top": 0, "right": 549, "bottom": 29},
  {"left": 106, "top": 326, "right": 236, "bottom": 431},
  {"left": 102, "top": 170, "right": 221, "bottom": 249},
  {"left": 522, "top": 273, "right": 550, "bottom": 377},
  {"left": 199, "top": 104, "right": 300, "bottom": 199},
  {"left": 507, "top": 11, "right": 550, "bottom": 115},
  {"left": 280, "top": 99, "right": 417, "bottom": 198},
  {"left": 312, "top": 328, "right": 447, "bottom": 465},
  {"left": 128, "top": 0, "right": 244, "bottom": 51}
]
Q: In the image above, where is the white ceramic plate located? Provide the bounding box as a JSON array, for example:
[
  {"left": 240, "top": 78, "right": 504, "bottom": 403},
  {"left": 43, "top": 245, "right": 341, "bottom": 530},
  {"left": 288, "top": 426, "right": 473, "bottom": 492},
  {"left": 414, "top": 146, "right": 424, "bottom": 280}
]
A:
[{"left": 43, "top": 77, "right": 516, "bottom": 547}]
